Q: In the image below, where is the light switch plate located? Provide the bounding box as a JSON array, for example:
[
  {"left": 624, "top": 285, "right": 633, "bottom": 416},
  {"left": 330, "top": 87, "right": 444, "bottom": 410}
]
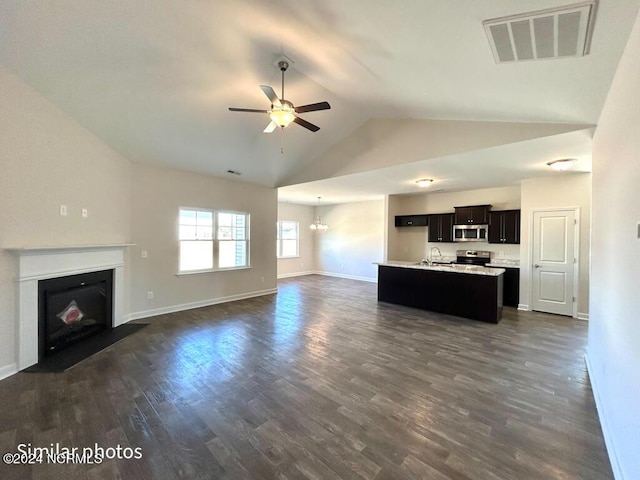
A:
[
  {"left": 81, "top": 208, "right": 88, "bottom": 218},
  {"left": 59, "top": 205, "right": 67, "bottom": 216}
]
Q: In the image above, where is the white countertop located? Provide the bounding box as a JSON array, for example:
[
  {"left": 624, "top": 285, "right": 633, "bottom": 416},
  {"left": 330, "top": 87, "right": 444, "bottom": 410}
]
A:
[
  {"left": 486, "top": 262, "right": 520, "bottom": 269},
  {"left": 376, "top": 261, "right": 505, "bottom": 276}
]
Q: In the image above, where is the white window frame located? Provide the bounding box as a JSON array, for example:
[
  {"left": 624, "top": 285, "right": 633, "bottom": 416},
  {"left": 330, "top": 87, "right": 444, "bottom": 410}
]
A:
[
  {"left": 178, "top": 207, "right": 250, "bottom": 275},
  {"left": 277, "top": 220, "right": 299, "bottom": 258}
]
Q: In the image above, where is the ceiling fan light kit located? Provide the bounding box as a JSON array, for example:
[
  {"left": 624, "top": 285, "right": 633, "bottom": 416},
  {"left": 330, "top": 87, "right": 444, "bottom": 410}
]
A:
[{"left": 229, "top": 59, "right": 330, "bottom": 133}]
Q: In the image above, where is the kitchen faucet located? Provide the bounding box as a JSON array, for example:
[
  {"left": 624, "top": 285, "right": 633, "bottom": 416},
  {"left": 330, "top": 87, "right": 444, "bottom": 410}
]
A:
[{"left": 422, "top": 247, "right": 442, "bottom": 265}]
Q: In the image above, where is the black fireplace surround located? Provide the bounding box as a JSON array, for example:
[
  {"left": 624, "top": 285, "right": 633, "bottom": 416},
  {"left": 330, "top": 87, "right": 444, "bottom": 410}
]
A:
[{"left": 38, "top": 269, "right": 113, "bottom": 360}]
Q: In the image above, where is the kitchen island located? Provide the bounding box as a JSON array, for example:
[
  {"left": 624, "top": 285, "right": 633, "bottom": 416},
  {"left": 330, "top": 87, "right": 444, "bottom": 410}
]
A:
[{"left": 376, "top": 261, "right": 504, "bottom": 323}]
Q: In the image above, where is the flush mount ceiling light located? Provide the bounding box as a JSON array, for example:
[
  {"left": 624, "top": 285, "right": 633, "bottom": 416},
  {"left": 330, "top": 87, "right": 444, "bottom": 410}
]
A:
[
  {"left": 309, "top": 197, "right": 328, "bottom": 231},
  {"left": 415, "top": 178, "right": 434, "bottom": 187},
  {"left": 483, "top": 1, "right": 597, "bottom": 63},
  {"left": 547, "top": 158, "right": 578, "bottom": 171}
]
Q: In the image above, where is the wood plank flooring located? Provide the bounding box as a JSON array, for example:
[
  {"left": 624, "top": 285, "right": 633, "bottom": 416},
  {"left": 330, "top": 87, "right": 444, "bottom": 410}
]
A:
[{"left": 0, "top": 275, "right": 612, "bottom": 479}]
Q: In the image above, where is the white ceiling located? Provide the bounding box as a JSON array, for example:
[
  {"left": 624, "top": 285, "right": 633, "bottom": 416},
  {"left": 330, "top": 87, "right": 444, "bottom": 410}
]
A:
[{"left": 1, "top": 0, "right": 638, "bottom": 201}]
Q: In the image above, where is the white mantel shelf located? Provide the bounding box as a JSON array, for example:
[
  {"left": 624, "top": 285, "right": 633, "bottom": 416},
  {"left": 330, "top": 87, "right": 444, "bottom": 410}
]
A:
[
  {"left": 6, "top": 243, "right": 135, "bottom": 254},
  {"left": 10, "top": 243, "right": 130, "bottom": 370}
]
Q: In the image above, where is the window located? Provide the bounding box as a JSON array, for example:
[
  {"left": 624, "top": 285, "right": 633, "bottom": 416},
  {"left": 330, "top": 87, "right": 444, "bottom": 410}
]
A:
[
  {"left": 277, "top": 221, "right": 299, "bottom": 258},
  {"left": 179, "top": 208, "right": 213, "bottom": 271},
  {"left": 216, "top": 211, "right": 249, "bottom": 269},
  {"left": 179, "top": 208, "right": 249, "bottom": 272}
]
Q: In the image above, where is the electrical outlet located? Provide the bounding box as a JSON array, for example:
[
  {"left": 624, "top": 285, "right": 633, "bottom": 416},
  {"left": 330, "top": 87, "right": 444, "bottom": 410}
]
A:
[
  {"left": 141, "top": 250, "right": 148, "bottom": 259},
  {"left": 59, "top": 205, "right": 68, "bottom": 216},
  {"left": 260, "top": 276, "right": 265, "bottom": 283},
  {"left": 147, "top": 291, "right": 154, "bottom": 299},
  {"left": 499, "top": 251, "right": 504, "bottom": 257},
  {"left": 81, "top": 208, "right": 88, "bottom": 218}
]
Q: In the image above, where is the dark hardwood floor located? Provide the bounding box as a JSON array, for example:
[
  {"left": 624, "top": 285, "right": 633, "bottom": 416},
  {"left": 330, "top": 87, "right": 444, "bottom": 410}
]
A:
[{"left": 0, "top": 275, "right": 612, "bottom": 479}]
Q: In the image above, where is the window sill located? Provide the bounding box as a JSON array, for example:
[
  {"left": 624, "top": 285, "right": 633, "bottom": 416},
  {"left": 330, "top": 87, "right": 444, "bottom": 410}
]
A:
[
  {"left": 176, "top": 266, "right": 251, "bottom": 276},
  {"left": 277, "top": 255, "right": 300, "bottom": 259}
]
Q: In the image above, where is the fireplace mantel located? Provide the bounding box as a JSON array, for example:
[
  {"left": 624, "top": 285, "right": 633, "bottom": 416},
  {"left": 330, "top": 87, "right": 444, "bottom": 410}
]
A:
[{"left": 10, "top": 244, "right": 131, "bottom": 370}]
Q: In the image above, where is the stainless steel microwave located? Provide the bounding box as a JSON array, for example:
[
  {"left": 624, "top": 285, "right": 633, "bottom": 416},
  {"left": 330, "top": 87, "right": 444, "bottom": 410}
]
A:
[{"left": 454, "top": 224, "right": 488, "bottom": 242}]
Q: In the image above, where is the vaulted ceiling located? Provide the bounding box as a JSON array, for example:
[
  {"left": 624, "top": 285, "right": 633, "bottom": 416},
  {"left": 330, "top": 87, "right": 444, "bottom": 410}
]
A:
[{"left": 1, "top": 0, "right": 638, "bottom": 203}]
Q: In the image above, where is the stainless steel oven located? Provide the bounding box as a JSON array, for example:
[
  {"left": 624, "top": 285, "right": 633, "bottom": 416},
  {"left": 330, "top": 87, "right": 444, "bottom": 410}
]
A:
[
  {"left": 455, "top": 250, "right": 491, "bottom": 265},
  {"left": 454, "top": 224, "right": 487, "bottom": 242}
]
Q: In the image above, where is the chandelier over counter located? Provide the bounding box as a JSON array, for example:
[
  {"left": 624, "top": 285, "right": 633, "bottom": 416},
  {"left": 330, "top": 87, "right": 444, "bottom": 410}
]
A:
[{"left": 310, "top": 197, "right": 328, "bottom": 231}]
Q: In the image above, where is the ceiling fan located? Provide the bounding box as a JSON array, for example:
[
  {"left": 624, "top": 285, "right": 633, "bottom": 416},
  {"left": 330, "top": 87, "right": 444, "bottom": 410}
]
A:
[{"left": 228, "top": 60, "right": 330, "bottom": 133}]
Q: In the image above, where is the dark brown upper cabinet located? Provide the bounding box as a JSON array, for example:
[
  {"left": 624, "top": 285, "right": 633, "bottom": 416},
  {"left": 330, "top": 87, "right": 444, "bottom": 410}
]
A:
[
  {"left": 395, "top": 215, "right": 428, "bottom": 227},
  {"left": 427, "top": 213, "right": 455, "bottom": 243},
  {"left": 454, "top": 205, "right": 492, "bottom": 225},
  {"left": 488, "top": 210, "right": 520, "bottom": 244}
]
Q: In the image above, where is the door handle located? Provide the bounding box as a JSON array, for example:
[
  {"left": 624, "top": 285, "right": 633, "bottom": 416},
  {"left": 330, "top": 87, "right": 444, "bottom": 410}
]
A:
[{"left": 534, "top": 264, "right": 540, "bottom": 268}]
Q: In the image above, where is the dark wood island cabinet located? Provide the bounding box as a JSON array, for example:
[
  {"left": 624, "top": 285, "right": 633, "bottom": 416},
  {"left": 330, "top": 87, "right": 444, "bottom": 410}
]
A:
[{"left": 377, "top": 263, "right": 504, "bottom": 323}]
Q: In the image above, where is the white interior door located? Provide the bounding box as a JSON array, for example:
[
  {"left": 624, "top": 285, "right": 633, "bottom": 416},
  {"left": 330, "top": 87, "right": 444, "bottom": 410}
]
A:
[{"left": 531, "top": 210, "right": 576, "bottom": 316}]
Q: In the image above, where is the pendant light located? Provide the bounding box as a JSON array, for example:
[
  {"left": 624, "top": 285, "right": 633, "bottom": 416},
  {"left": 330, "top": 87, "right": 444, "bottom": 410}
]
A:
[{"left": 309, "top": 197, "right": 328, "bottom": 231}]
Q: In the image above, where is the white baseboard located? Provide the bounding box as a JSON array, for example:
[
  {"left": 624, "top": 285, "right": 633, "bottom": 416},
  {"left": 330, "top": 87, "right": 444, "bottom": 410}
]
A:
[
  {"left": 577, "top": 312, "right": 590, "bottom": 321},
  {"left": 314, "top": 271, "right": 377, "bottom": 283},
  {"left": 0, "top": 363, "right": 18, "bottom": 381},
  {"left": 277, "top": 271, "right": 314, "bottom": 279},
  {"left": 124, "top": 288, "right": 278, "bottom": 322},
  {"left": 517, "top": 303, "right": 529, "bottom": 311},
  {"left": 585, "top": 354, "right": 624, "bottom": 480}
]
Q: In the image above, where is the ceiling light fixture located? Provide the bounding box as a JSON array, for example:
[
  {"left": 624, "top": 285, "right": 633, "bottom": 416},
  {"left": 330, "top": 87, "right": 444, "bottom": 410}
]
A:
[
  {"left": 415, "top": 178, "right": 434, "bottom": 187},
  {"left": 547, "top": 158, "right": 578, "bottom": 171},
  {"left": 309, "top": 197, "right": 328, "bottom": 231},
  {"left": 269, "top": 102, "right": 295, "bottom": 128}
]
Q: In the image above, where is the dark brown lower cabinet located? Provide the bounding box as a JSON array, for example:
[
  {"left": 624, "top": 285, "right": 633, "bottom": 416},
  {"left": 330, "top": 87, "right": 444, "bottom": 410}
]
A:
[
  {"left": 503, "top": 267, "right": 520, "bottom": 307},
  {"left": 487, "top": 266, "right": 520, "bottom": 307}
]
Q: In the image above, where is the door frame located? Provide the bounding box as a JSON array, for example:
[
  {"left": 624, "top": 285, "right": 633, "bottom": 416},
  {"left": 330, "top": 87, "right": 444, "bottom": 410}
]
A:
[{"left": 528, "top": 207, "right": 580, "bottom": 318}]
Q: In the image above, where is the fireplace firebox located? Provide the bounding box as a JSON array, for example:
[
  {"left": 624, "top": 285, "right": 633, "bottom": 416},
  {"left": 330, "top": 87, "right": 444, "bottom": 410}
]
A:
[{"left": 38, "top": 269, "right": 113, "bottom": 360}]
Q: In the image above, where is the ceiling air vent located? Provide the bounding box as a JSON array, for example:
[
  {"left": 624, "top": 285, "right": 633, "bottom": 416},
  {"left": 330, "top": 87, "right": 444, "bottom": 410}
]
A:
[{"left": 483, "top": 1, "right": 597, "bottom": 63}]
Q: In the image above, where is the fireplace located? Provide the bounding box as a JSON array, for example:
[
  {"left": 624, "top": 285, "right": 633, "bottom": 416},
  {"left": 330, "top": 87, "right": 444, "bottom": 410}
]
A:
[
  {"left": 11, "top": 244, "right": 128, "bottom": 371},
  {"left": 38, "top": 269, "right": 113, "bottom": 360}
]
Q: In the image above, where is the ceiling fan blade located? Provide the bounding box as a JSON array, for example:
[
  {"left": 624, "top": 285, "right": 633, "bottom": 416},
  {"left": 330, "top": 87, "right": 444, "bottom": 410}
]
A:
[
  {"left": 293, "top": 116, "right": 320, "bottom": 132},
  {"left": 263, "top": 121, "right": 278, "bottom": 133},
  {"left": 228, "top": 107, "right": 269, "bottom": 113},
  {"left": 294, "top": 101, "right": 331, "bottom": 113},
  {"left": 259, "top": 85, "right": 281, "bottom": 107}
]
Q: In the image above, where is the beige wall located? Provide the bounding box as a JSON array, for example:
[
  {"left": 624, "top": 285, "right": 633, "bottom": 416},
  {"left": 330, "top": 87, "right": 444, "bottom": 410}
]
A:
[
  {"left": 315, "top": 200, "right": 384, "bottom": 281},
  {"left": 387, "top": 186, "right": 521, "bottom": 261},
  {"left": 0, "top": 67, "right": 132, "bottom": 373},
  {"left": 277, "top": 202, "right": 315, "bottom": 277},
  {"left": 519, "top": 174, "right": 591, "bottom": 317},
  {"left": 589, "top": 10, "right": 640, "bottom": 479},
  {"left": 129, "top": 164, "right": 277, "bottom": 317}
]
